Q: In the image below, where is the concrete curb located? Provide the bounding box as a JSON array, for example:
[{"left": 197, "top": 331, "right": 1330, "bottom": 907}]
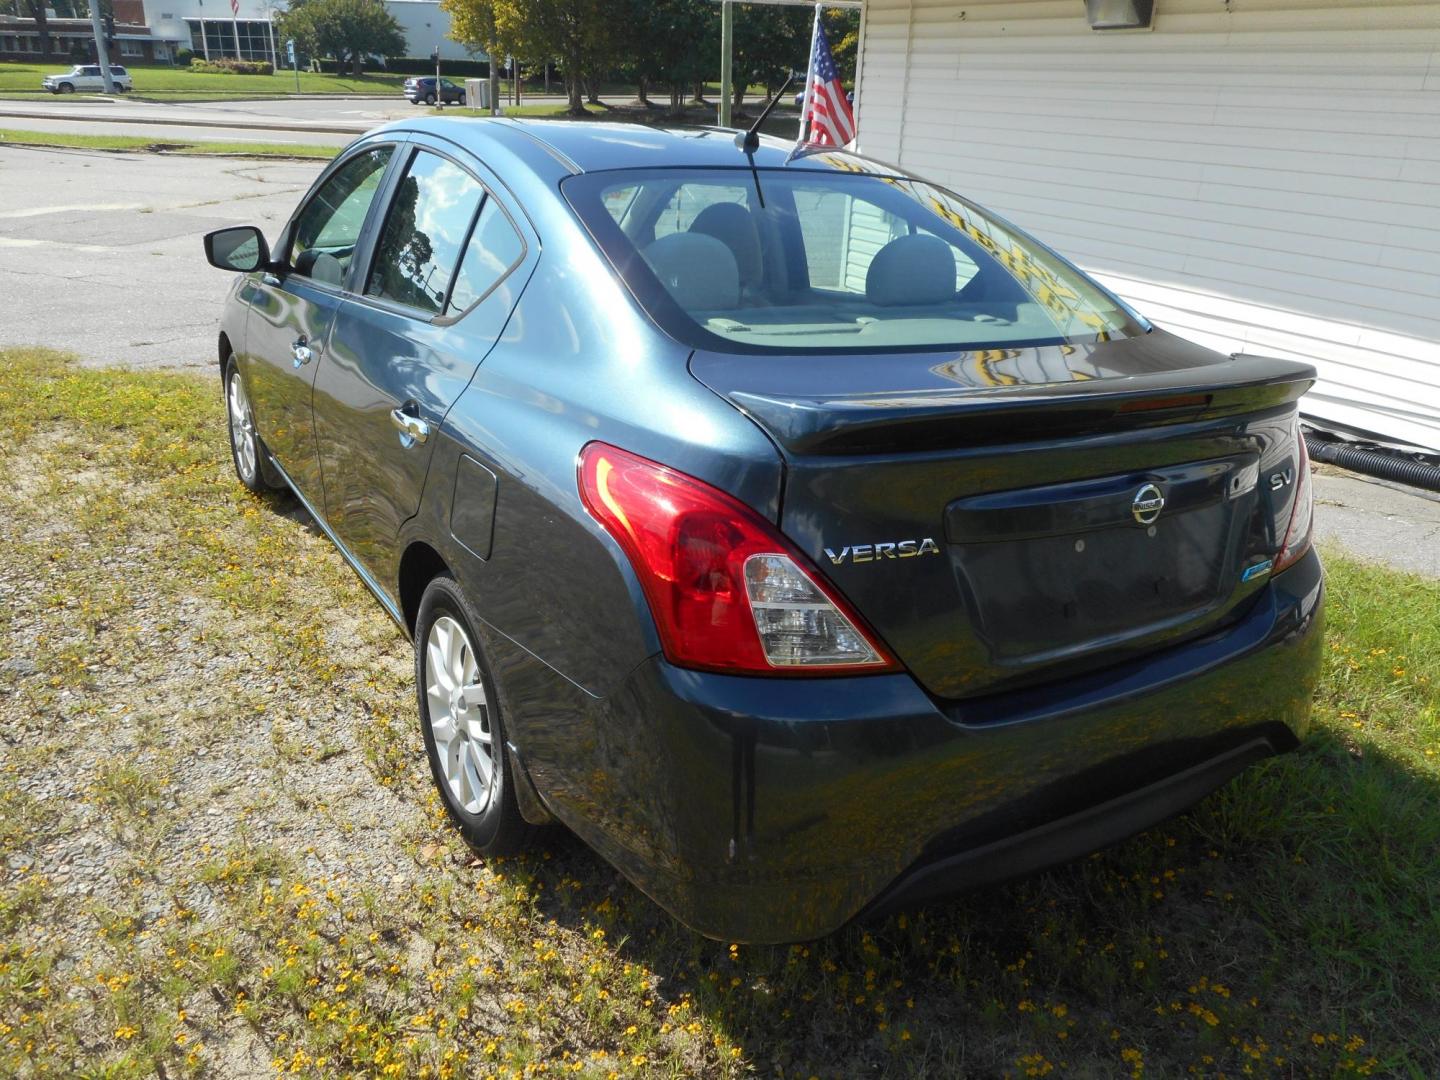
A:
[{"left": 0, "top": 108, "right": 368, "bottom": 136}]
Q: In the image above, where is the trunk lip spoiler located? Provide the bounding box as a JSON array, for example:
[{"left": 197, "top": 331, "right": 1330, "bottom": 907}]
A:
[{"left": 723, "top": 354, "right": 1316, "bottom": 454}]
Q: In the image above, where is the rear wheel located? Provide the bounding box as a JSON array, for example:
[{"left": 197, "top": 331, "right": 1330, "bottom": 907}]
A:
[
  {"left": 415, "top": 575, "right": 532, "bottom": 856},
  {"left": 424, "top": 91, "right": 436, "bottom": 105},
  {"left": 58, "top": 83, "right": 74, "bottom": 94},
  {"left": 224, "top": 356, "right": 283, "bottom": 493}
]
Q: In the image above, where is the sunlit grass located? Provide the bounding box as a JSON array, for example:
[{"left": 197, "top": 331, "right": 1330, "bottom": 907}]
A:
[
  {"left": 0, "top": 59, "right": 401, "bottom": 96},
  {"left": 0, "top": 127, "right": 339, "bottom": 158},
  {"left": 0, "top": 347, "right": 1435, "bottom": 1078}
]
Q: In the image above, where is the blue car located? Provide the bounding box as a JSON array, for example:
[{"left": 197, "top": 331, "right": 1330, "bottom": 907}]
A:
[{"left": 202, "top": 119, "right": 1323, "bottom": 943}]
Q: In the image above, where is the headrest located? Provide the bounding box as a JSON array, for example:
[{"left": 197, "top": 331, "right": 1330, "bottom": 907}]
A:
[
  {"left": 865, "top": 233, "right": 957, "bottom": 307},
  {"left": 642, "top": 233, "right": 739, "bottom": 310},
  {"left": 689, "top": 202, "right": 762, "bottom": 286},
  {"left": 296, "top": 249, "right": 344, "bottom": 287}
]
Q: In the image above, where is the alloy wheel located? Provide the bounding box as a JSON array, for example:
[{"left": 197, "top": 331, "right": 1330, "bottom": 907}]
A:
[
  {"left": 425, "top": 615, "right": 494, "bottom": 814},
  {"left": 227, "top": 368, "right": 258, "bottom": 484}
]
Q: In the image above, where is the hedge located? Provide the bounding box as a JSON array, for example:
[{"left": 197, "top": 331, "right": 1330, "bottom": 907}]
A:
[{"left": 190, "top": 57, "right": 275, "bottom": 75}]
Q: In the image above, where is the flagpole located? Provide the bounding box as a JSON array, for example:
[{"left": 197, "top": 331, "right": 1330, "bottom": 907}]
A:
[{"left": 796, "top": 2, "right": 821, "bottom": 146}]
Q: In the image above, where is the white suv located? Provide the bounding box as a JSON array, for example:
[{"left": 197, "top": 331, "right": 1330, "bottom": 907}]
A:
[{"left": 42, "top": 65, "right": 133, "bottom": 94}]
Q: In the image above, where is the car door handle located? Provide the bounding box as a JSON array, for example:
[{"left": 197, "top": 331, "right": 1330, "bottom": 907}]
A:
[
  {"left": 390, "top": 406, "right": 431, "bottom": 448},
  {"left": 292, "top": 337, "right": 315, "bottom": 368}
]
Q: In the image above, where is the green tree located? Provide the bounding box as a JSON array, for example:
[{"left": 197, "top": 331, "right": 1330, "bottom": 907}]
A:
[
  {"left": 279, "top": 0, "right": 405, "bottom": 77},
  {"left": 616, "top": 0, "right": 711, "bottom": 117},
  {"left": 439, "top": 0, "right": 500, "bottom": 111},
  {"left": 731, "top": 4, "right": 811, "bottom": 116},
  {"left": 826, "top": 6, "right": 862, "bottom": 84},
  {"left": 488, "top": 0, "right": 613, "bottom": 116}
]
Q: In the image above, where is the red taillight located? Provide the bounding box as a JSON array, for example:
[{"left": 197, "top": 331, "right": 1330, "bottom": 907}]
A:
[
  {"left": 1273, "top": 427, "right": 1314, "bottom": 573},
  {"left": 577, "top": 443, "right": 898, "bottom": 676}
]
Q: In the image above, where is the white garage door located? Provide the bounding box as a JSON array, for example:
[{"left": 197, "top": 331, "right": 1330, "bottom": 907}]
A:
[{"left": 855, "top": 0, "right": 1440, "bottom": 451}]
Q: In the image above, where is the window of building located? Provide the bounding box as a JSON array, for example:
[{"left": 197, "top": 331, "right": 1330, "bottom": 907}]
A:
[{"left": 120, "top": 41, "right": 143, "bottom": 57}]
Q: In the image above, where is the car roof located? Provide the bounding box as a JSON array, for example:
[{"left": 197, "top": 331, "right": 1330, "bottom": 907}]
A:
[{"left": 379, "top": 117, "right": 902, "bottom": 179}]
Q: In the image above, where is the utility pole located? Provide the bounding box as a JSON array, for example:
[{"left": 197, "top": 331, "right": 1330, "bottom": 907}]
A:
[
  {"left": 85, "top": 0, "right": 116, "bottom": 94},
  {"left": 718, "top": 0, "right": 734, "bottom": 127}
]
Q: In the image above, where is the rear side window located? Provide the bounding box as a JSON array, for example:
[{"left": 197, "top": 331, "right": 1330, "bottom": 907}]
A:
[
  {"left": 447, "top": 198, "right": 524, "bottom": 314},
  {"left": 366, "top": 150, "right": 485, "bottom": 315}
]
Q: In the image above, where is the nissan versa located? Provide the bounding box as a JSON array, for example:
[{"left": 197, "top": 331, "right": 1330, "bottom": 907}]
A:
[{"left": 202, "top": 118, "right": 1323, "bottom": 943}]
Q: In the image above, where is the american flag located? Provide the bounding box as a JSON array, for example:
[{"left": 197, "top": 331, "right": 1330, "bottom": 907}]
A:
[
  {"left": 803, "top": 16, "right": 855, "bottom": 147},
  {"left": 230, "top": 0, "right": 239, "bottom": 15}
]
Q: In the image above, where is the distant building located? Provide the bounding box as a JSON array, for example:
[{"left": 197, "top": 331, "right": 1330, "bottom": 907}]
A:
[
  {"left": 0, "top": 0, "right": 482, "bottom": 67},
  {"left": 144, "top": 0, "right": 481, "bottom": 66},
  {"left": 0, "top": 0, "right": 168, "bottom": 64},
  {"left": 384, "top": 0, "right": 481, "bottom": 62}
]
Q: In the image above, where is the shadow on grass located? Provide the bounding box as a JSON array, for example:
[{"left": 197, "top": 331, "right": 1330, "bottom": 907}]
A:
[{"left": 492, "top": 727, "right": 1438, "bottom": 1077}]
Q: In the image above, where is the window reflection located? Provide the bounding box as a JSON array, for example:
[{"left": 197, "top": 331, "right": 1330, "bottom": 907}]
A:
[{"left": 368, "top": 152, "right": 485, "bottom": 315}]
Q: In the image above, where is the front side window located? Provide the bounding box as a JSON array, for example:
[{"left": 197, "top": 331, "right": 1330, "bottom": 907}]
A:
[
  {"left": 564, "top": 167, "right": 1141, "bottom": 354},
  {"left": 289, "top": 146, "right": 393, "bottom": 283},
  {"left": 366, "top": 150, "right": 485, "bottom": 315}
]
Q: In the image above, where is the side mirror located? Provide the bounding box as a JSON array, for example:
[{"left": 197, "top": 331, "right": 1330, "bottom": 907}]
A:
[{"left": 204, "top": 226, "right": 270, "bottom": 273}]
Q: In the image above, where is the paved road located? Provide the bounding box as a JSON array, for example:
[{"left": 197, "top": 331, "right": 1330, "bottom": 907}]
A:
[
  {"left": 1, "top": 91, "right": 738, "bottom": 132},
  {"left": 1312, "top": 469, "right": 1440, "bottom": 579},
  {"left": 0, "top": 144, "right": 322, "bottom": 370},
  {"left": 0, "top": 96, "right": 373, "bottom": 138}
]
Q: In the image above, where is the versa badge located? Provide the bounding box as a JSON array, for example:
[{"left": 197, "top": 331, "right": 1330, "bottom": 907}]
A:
[{"left": 825, "top": 539, "right": 941, "bottom": 565}]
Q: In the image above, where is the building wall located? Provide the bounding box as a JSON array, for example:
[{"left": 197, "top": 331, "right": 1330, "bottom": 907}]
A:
[
  {"left": 0, "top": 17, "right": 165, "bottom": 64},
  {"left": 855, "top": 0, "right": 1440, "bottom": 450},
  {"left": 136, "top": 0, "right": 477, "bottom": 62},
  {"left": 385, "top": 0, "right": 478, "bottom": 61}
]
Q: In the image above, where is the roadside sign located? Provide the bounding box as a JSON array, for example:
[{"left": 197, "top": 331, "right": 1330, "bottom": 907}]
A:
[{"left": 286, "top": 39, "right": 295, "bottom": 66}]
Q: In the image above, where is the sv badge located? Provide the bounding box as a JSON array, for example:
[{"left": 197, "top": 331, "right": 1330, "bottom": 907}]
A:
[
  {"left": 825, "top": 538, "right": 941, "bottom": 565},
  {"left": 1269, "top": 468, "right": 1294, "bottom": 491}
]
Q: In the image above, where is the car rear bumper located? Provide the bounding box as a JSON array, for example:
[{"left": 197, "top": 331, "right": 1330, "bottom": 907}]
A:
[{"left": 515, "top": 547, "right": 1324, "bottom": 943}]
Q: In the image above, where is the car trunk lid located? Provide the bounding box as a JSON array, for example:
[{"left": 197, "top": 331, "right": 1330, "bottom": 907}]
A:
[{"left": 691, "top": 330, "right": 1315, "bottom": 700}]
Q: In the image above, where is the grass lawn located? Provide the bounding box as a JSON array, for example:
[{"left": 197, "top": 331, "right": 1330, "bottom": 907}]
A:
[
  {"left": 0, "top": 59, "right": 402, "bottom": 97},
  {"left": 0, "top": 346, "right": 1436, "bottom": 1078},
  {"left": 0, "top": 126, "right": 340, "bottom": 158}
]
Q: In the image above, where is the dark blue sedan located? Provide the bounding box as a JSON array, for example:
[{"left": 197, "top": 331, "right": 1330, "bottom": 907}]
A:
[{"left": 202, "top": 119, "right": 1323, "bottom": 942}]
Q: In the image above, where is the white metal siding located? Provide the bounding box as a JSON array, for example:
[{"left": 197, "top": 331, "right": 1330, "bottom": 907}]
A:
[{"left": 855, "top": 0, "right": 1440, "bottom": 450}]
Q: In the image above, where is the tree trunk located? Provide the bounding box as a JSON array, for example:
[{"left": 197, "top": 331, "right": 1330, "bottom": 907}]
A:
[
  {"left": 25, "top": 0, "right": 52, "bottom": 60},
  {"left": 351, "top": 50, "right": 363, "bottom": 76},
  {"left": 566, "top": 71, "right": 585, "bottom": 115},
  {"left": 636, "top": 76, "right": 648, "bottom": 107},
  {"left": 585, "top": 75, "right": 600, "bottom": 105},
  {"left": 732, "top": 80, "right": 745, "bottom": 115},
  {"left": 691, "top": 79, "right": 707, "bottom": 106}
]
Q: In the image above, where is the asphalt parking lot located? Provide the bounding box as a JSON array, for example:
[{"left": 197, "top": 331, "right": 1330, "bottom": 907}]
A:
[{"left": 0, "top": 144, "right": 323, "bottom": 369}]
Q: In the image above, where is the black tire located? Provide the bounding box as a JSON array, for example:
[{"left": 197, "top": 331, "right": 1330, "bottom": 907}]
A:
[
  {"left": 223, "top": 356, "right": 284, "bottom": 493},
  {"left": 59, "top": 83, "right": 74, "bottom": 94},
  {"left": 415, "top": 575, "right": 532, "bottom": 856},
  {"left": 424, "top": 91, "right": 436, "bottom": 106}
]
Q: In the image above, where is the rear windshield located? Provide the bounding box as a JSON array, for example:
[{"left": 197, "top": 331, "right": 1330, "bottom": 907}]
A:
[{"left": 564, "top": 167, "right": 1144, "bottom": 354}]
